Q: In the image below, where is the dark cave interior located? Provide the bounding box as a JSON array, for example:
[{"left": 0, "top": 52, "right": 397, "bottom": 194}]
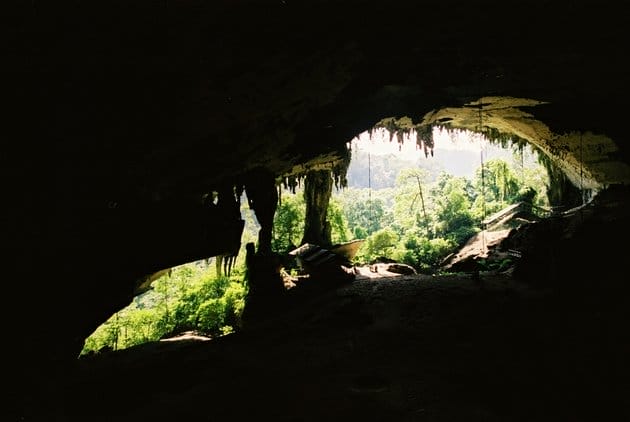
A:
[{"left": 6, "top": 1, "right": 630, "bottom": 420}]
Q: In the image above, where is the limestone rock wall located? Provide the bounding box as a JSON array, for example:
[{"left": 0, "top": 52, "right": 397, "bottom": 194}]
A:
[{"left": 5, "top": 0, "right": 630, "bottom": 375}]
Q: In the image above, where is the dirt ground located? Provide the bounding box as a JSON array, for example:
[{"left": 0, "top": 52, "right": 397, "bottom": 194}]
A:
[{"left": 57, "top": 270, "right": 630, "bottom": 422}]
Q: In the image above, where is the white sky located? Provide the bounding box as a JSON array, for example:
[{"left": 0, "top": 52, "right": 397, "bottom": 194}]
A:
[{"left": 350, "top": 126, "right": 489, "bottom": 161}]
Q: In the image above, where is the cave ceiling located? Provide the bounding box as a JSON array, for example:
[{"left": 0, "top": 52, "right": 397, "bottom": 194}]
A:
[
  {"left": 5, "top": 0, "right": 630, "bottom": 382},
  {"left": 420, "top": 97, "right": 630, "bottom": 190},
  {"left": 11, "top": 0, "right": 629, "bottom": 203}
]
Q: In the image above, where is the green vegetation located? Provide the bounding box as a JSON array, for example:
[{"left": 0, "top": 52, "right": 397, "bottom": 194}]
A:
[
  {"left": 271, "top": 194, "right": 350, "bottom": 254},
  {"left": 80, "top": 197, "right": 261, "bottom": 356},
  {"left": 271, "top": 147, "right": 548, "bottom": 274},
  {"left": 81, "top": 261, "right": 247, "bottom": 355},
  {"left": 81, "top": 262, "right": 247, "bottom": 356},
  {"left": 83, "top": 135, "right": 549, "bottom": 355}
]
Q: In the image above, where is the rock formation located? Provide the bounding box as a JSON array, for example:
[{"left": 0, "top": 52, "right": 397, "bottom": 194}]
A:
[{"left": 5, "top": 1, "right": 630, "bottom": 419}]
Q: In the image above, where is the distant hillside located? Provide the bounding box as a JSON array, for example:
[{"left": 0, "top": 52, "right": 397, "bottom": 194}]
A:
[
  {"left": 347, "top": 143, "right": 527, "bottom": 189},
  {"left": 345, "top": 149, "right": 445, "bottom": 189},
  {"left": 432, "top": 148, "right": 487, "bottom": 178}
]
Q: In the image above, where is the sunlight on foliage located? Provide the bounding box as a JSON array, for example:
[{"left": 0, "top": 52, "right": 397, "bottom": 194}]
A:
[
  {"left": 271, "top": 137, "right": 549, "bottom": 275},
  {"left": 271, "top": 187, "right": 350, "bottom": 254},
  {"left": 336, "top": 138, "right": 550, "bottom": 273},
  {"left": 81, "top": 260, "right": 248, "bottom": 356}
]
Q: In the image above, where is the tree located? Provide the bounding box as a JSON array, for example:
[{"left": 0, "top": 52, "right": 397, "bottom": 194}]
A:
[
  {"left": 272, "top": 193, "right": 304, "bottom": 253},
  {"left": 485, "top": 159, "right": 520, "bottom": 204},
  {"left": 356, "top": 227, "right": 399, "bottom": 263},
  {"left": 327, "top": 197, "right": 351, "bottom": 244},
  {"left": 394, "top": 168, "right": 431, "bottom": 236},
  {"left": 340, "top": 189, "right": 385, "bottom": 238},
  {"left": 431, "top": 173, "right": 477, "bottom": 244}
]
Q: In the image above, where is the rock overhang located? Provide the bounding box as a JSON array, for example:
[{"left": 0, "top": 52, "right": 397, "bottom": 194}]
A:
[{"left": 5, "top": 0, "right": 630, "bottom": 369}]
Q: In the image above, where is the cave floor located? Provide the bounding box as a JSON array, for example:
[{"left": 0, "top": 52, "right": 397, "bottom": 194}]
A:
[{"left": 64, "top": 272, "right": 629, "bottom": 422}]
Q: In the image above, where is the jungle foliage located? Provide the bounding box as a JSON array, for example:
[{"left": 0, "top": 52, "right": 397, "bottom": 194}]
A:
[
  {"left": 80, "top": 198, "right": 261, "bottom": 356},
  {"left": 81, "top": 262, "right": 247, "bottom": 356},
  {"left": 276, "top": 147, "right": 549, "bottom": 274}
]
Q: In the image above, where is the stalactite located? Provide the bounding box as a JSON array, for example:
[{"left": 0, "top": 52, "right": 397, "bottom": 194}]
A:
[
  {"left": 235, "top": 184, "right": 245, "bottom": 201},
  {"left": 396, "top": 130, "right": 405, "bottom": 148},
  {"left": 245, "top": 168, "right": 278, "bottom": 255},
  {"left": 331, "top": 145, "right": 352, "bottom": 190},
  {"left": 371, "top": 116, "right": 436, "bottom": 158},
  {"left": 282, "top": 174, "right": 302, "bottom": 194},
  {"left": 301, "top": 169, "right": 334, "bottom": 248},
  {"left": 537, "top": 153, "right": 582, "bottom": 208},
  {"left": 431, "top": 124, "right": 528, "bottom": 155},
  {"left": 415, "top": 124, "right": 434, "bottom": 157}
]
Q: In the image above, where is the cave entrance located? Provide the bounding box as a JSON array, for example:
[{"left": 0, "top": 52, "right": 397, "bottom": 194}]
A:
[
  {"left": 274, "top": 122, "right": 556, "bottom": 281},
  {"left": 80, "top": 192, "right": 261, "bottom": 356},
  {"left": 339, "top": 124, "right": 553, "bottom": 275}
]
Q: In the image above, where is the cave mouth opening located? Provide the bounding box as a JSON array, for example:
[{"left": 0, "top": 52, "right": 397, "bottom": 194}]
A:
[
  {"left": 80, "top": 102, "right": 599, "bottom": 357},
  {"left": 342, "top": 124, "right": 550, "bottom": 272},
  {"left": 80, "top": 192, "right": 262, "bottom": 357},
  {"left": 79, "top": 258, "right": 248, "bottom": 357},
  {"left": 273, "top": 121, "right": 553, "bottom": 283}
]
